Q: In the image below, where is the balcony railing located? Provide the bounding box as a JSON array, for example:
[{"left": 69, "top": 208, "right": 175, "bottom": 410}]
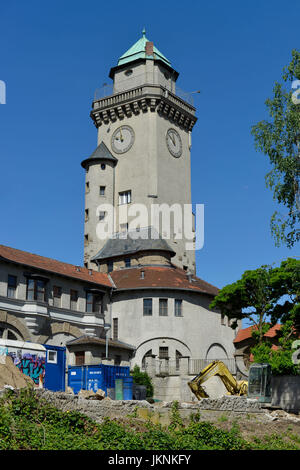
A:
[
  {"left": 143, "top": 357, "right": 237, "bottom": 377},
  {"left": 94, "top": 78, "right": 196, "bottom": 107}
]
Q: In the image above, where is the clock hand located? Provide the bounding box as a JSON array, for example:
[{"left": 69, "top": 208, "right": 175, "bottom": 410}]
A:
[
  {"left": 169, "top": 133, "right": 175, "bottom": 146},
  {"left": 119, "top": 128, "right": 124, "bottom": 142}
]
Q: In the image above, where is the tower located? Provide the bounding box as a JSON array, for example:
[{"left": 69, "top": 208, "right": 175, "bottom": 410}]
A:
[{"left": 82, "top": 30, "right": 198, "bottom": 273}]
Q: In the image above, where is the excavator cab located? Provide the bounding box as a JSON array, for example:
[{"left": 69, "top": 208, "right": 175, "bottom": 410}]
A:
[{"left": 247, "top": 363, "right": 272, "bottom": 403}]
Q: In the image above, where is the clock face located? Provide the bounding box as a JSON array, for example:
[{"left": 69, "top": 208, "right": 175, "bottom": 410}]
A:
[
  {"left": 166, "top": 128, "right": 182, "bottom": 158},
  {"left": 111, "top": 125, "right": 135, "bottom": 154}
]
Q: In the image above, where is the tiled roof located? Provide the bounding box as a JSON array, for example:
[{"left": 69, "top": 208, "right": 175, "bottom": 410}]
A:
[
  {"left": 110, "top": 265, "right": 219, "bottom": 296},
  {"left": 0, "top": 244, "right": 219, "bottom": 295},
  {"left": 0, "top": 244, "right": 112, "bottom": 288},
  {"left": 66, "top": 335, "right": 135, "bottom": 350},
  {"left": 233, "top": 324, "right": 281, "bottom": 343}
]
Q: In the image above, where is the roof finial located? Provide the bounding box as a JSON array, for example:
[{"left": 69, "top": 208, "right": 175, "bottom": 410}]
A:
[{"left": 142, "top": 27, "right": 146, "bottom": 37}]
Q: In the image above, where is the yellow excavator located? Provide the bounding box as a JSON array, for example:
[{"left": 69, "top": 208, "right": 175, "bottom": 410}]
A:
[{"left": 188, "top": 360, "right": 248, "bottom": 399}]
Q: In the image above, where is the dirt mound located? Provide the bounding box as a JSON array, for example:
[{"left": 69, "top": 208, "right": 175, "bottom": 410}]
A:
[{"left": 0, "top": 355, "right": 35, "bottom": 389}]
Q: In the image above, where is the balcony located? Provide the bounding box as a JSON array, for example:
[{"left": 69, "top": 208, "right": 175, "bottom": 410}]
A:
[{"left": 91, "top": 82, "right": 197, "bottom": 132}]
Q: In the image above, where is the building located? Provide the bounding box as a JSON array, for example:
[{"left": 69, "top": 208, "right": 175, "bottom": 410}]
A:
[{"left": 0, "top": 31, "right": 241, "bottom": 400}]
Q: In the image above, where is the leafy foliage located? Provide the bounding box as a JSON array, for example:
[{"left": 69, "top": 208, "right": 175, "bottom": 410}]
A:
[
  {"left": 251, "top": 49, "right": 300, "bottom": 248},
  {"left": 251, "top": 319, "right": 300, "bottom": 375},
  {"left": 0, "top": 390, "right": 299, "bottom": 450},
  {"left": 210, "top": 258, "right": 300, "bottom": 344},
  {"left": 131, "top": 364, "right": 154, "bottom": 398}
]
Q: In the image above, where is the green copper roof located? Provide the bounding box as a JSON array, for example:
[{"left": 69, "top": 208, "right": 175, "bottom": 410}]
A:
[{"left": 118, "top": 29, "right": 171, "bottom": 67}]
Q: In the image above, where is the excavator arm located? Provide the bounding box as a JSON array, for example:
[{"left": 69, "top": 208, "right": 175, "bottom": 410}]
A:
[{"left": 188, "top": 360, "right": 248, "bottom": 400}]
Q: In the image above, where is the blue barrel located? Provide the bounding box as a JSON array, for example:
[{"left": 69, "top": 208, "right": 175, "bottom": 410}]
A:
[{"left": 123, "top": 376, "right": 133, "bottom": 400}]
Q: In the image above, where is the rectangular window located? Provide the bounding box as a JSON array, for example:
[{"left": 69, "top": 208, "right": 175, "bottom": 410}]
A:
[
  {"left": 26, "top": 278, "right": 46, "bottom": 302},
  {"left": 85, "top": 181, "right": 90, "bottom": 193},
  {"left": 85, "top": 209, "right": 89, "bottom": 221},
  {"left": 143, "top": 298, "right": 152, "bottom": 316},
  {"left": 115, "top": 355, "right": 121, "bottom": 366},
  {"left": 159, "top": 298, "right": 168, "bottom": 316},
  {"left": 99, "top": 211, "right": 106, "bottom": 221},
  {"left": 84, "top": 234, "right": 89, "bottom": 246},
  {"left": 75, "top": 351, "right": 85, "bottom": 366},
  {"left": 107, "top": 260, "right": 113, "bottom": 273},
  {"left": 113, "top": 318, "right": 118, "bottom": 340},
  {"left": 119, "top": 190, "right": 131, "bottom": 205},
  {"left": 174, "top": 299, "right": 182, "bottom": 317},
  {"left": 47, "top": 350, "right": 57, "bottom": 364},
  {"left": 159, "top": 347, "right": 169, "bottom": 359},
  {"left": 53, "top": 286, "right": 62, "bottom": 308},
  {"left": 70, "top": 289, "right": 78, "bottom": 310},
  {"left": 125, "top": 257, "right": 131, "bottom": 268},
  {"left": 86, "top": 292, "right": 103, "bottom": 313},
  {"left": 99, "top": 186, "right": 106, "bottom": 196},
  {"left": 7, "top": 275, "right": 17, "bottom": 298}
]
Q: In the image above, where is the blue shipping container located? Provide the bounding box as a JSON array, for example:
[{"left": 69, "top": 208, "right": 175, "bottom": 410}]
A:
[
  {"left": 86, "top": 365, "right": 105, "bottom": 393},
  {"left": 68, "top": 366, "right": 86, "bottom": 394},
  {"left": 68, "top": 364, "right": 130, "bottom": 396}
]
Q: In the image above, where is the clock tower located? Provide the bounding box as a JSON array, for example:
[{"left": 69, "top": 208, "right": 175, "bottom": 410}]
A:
[{"left": 82, "top": 30, "right": 198, "bottom": 273}]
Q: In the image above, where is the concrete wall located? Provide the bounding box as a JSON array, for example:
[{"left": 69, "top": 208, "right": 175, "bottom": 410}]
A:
[{"left": 271, "top": 375, "right": 300, "bottom": 412}]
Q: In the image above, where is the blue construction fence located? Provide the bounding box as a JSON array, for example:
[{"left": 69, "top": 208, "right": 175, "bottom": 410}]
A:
[{"left": 68, "top": 364, "right": 133, "bottom": 400}]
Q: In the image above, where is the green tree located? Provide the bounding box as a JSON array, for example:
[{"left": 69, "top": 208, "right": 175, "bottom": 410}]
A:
[
  {"left": 251, "top": 319, "right": 300, "bottom": 375},
  {"left": 251, "top": 49, "right": 300, "bottom": 248},
  {"left": 209, "top": 258, "right": 300, "bottom": 345}
]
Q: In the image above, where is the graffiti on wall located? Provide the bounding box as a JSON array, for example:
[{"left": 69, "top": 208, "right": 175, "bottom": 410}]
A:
[{"left": 7, "top": 350, "right": 46, "bottom": 386}]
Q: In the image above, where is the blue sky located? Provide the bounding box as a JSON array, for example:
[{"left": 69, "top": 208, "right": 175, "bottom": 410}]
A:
[{"left": 0, "top": 0, "right": 299, "bottom": 291}]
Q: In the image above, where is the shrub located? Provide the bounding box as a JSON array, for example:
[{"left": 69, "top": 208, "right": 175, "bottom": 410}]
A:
[{"left": 130, "top": 365, "right": 154, "bottom": 397}]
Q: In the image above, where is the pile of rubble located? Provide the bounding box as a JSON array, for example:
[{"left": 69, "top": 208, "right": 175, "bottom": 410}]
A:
[{"left": 0, "top": 356, "right": 34, "bottom": 392}]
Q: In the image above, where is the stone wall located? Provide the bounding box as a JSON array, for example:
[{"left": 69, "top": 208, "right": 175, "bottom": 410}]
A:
[{"left": 30, "top": 390, "right": 263, "bottom": 427}]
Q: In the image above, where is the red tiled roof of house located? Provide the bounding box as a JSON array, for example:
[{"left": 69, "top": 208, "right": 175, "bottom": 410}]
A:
[
  {"left": 110, "top": 265, "right": 219, "bottom": 296},
  {"left": 0, "top": 244, "right": 112, "bottom": 288},
  {"left": 233, "top": 324, "right": 281, "bottom": 343}
]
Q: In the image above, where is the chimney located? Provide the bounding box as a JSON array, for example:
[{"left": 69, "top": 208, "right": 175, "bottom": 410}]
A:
[
  {"left": 145, "top": 41, "right": 154, "bottom": 56},
  {"left": 186, "top": 270, "right": 193, "bottom": 282}
]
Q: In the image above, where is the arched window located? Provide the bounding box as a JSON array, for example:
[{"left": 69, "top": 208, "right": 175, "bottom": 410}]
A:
[
  {"left": 0, "top": 323, "right": 22, "bottom": 341},
  {"left": 142, "top": 349, "right": 152, "bottom": 370},
  {"left": 176, "top": 350, "right": 182, "bottom": 370}
]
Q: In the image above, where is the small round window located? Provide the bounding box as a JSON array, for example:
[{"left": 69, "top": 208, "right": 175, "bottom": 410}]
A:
[
  {"left": 101, "top": 163, "right": 106, "bottom": 170},
  {"left": 125, "top": 69, "right": 133, "bottom": 76}
]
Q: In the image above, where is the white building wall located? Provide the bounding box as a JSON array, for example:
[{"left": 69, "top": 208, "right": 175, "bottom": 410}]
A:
[{"left": 110, "top": 289, "right": 237, "bottom": 366}]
